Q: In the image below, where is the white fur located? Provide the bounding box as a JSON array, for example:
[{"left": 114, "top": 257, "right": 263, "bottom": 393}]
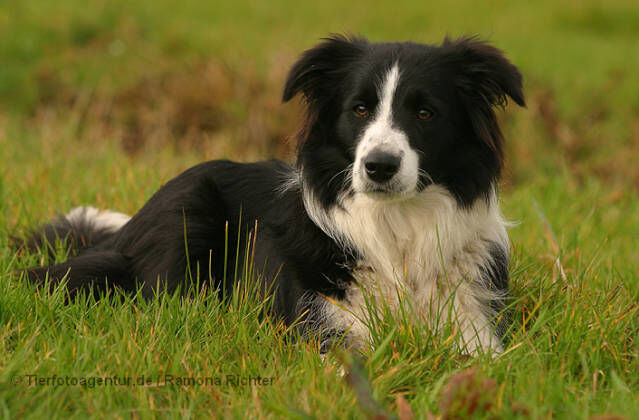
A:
[
  {"left": 303, "top": 184, "right": 509, "bottom": 354},
  {"left": 65, "top": 206, "right": 130, "bottom": 232},
  {"left": 352, "top": 64, "right": 420, "bottom": 195}
]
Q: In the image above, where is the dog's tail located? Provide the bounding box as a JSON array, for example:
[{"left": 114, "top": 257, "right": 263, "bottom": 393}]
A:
[
  {"left": 22, "top": 206, "right": 130, "bottom": 257},
  {"left": 17, "top": 206, "right": 134, "bottom": 296}
]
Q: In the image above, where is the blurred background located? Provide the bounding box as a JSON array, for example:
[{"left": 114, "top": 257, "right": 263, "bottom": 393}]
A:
[{"left": 1, "top": 0, "right": 638, "bottom": 264}]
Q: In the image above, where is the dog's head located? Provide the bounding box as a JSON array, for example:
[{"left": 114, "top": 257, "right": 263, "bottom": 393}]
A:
[{"left": 283, "top": 35, "right": 525, "bottom": 208}]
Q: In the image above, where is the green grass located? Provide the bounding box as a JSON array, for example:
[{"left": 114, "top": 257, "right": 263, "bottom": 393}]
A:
[{"left": 1, "top": 0, "right": 638, "bottom": 418}]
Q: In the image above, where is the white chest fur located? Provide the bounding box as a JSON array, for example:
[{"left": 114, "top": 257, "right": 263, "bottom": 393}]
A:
[{"left": 304, "top": 185, "right": 509, "bottom": 354}]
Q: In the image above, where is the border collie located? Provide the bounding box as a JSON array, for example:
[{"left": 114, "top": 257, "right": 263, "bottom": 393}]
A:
[{"left": 22, "top": 35, "right": 524, "bottom": 354}]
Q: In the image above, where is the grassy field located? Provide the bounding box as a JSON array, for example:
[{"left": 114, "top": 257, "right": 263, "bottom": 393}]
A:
[{"left": 1, "top": 0, "right": 638, "bottom": 418}]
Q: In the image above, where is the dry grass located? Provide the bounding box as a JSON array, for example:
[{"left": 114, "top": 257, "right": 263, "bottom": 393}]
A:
[{"left": 29, "top": 56, "right": 304, "bottom": 161}]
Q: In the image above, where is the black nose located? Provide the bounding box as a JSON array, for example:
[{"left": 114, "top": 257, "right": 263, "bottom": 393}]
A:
[{"left": 364, "top": 150, "right": 401, "bottom": 183}]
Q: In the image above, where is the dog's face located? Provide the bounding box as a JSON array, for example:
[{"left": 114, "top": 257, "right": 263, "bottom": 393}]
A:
[{"left": 284, "top": 36, "right": 525, "bottom": 208}]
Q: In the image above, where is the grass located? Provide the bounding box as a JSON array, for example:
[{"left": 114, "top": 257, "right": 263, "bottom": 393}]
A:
[{"left": 1, "top": 0, "right": 638, "bottom": 418}]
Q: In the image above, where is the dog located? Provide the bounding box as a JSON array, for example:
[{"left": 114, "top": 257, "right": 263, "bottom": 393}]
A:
[{"left": 22, "top": 35, "right": 525, "bottom": 354}]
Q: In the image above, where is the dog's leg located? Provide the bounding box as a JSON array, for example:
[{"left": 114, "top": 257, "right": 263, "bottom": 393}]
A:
[
  {"left": 26, "top": 250, "right": 134, "bottom": 297},
  {"left": 448, "top": 285, "right": 504, "bottom": 355}
]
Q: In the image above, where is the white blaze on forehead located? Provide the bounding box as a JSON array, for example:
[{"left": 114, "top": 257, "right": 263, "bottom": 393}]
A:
[
  {"left": 376, "top": 63, "right": 400, "bottom": 127},
  {"left": 352, "top": 63, "right": 420, "bottom": 194}
]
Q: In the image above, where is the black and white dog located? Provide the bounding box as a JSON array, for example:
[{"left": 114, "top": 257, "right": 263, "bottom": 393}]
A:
[{"left": 24, "top": 35, "right": 524, "bottom": 354}]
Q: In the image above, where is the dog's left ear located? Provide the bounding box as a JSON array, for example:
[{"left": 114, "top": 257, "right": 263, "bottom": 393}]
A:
[
  {"left": 283, "top": 35, "right": 368, "bottom": 104},
  {"left": 443, "top": 36, "right": 526, "bottom": 108},
  {"left": 443, "top": 37, "right": 525, "bottom": 157}
]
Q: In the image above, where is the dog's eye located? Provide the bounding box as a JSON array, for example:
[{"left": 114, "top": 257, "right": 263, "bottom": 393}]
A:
[
  {"left": 354, "top": 105, "right": 369, "bottom": 118},
  {"left": 417, "top": 109, "right": 433, "bottom": 120}
]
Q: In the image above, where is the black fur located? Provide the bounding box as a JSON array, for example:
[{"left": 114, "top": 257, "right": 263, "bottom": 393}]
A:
[{"left": 24, "top": 160, "right": 356, "bottom": 325}]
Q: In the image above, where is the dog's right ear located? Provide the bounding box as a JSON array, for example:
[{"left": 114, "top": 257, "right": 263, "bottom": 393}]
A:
[{"left": 283, "top": 35, "right": 367, "bottom": 103}]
